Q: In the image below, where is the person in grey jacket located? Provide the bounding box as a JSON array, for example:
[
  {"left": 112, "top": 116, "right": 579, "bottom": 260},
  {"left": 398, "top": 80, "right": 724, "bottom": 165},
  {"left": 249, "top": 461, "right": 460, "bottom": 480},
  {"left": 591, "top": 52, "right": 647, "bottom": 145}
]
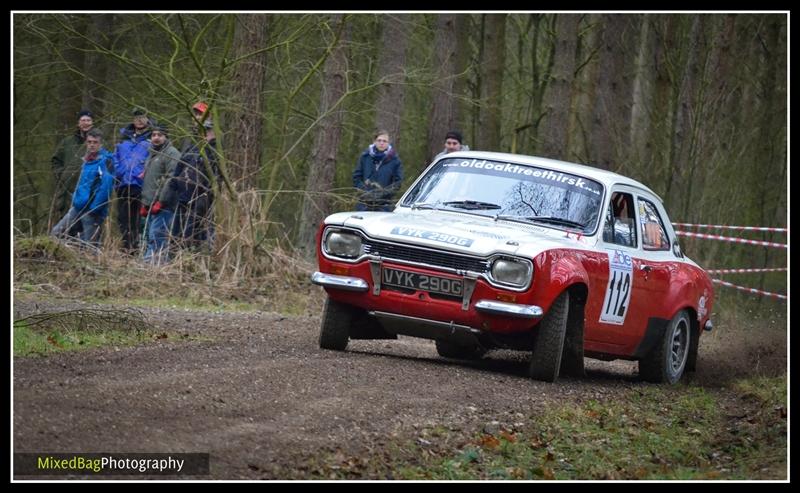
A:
[
  {"left": 433, "top": 130, "right": 470, "bottom": 161},
  {"left": 139, "top": 123, "right": 182, "bottom": 263}
]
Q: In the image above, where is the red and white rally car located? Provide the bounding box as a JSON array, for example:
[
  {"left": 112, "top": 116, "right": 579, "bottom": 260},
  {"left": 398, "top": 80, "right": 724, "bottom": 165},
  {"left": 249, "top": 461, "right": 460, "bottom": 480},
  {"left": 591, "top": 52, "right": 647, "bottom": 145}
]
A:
[{"left": 312, "top": 151, "right": 714, "bottom": 383}]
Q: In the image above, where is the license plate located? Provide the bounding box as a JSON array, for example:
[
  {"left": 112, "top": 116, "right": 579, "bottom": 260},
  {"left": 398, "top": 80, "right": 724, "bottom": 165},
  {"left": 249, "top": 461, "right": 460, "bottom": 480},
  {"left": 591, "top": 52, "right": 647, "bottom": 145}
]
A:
[{"left": 382, "top": 268, "right": 463, "bottom": 297}]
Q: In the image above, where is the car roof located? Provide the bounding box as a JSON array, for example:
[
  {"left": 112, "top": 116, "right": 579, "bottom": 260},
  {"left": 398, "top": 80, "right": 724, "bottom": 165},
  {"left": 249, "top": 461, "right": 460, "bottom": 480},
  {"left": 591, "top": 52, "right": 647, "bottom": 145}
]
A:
[{"left": 440, "top": 151, "right": 662, "bottom": 202}]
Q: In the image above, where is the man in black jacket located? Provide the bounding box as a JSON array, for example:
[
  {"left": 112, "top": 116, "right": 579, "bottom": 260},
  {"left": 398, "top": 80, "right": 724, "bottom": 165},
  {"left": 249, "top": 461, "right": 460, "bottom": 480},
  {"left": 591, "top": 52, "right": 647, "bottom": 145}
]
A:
[{"left": 171, "top": 119, "right": 219, "bottom": 252}]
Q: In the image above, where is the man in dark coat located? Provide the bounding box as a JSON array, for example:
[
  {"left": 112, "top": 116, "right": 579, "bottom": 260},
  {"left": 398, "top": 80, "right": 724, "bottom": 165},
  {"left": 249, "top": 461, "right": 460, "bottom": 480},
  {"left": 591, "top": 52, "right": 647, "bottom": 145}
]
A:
[
  {"left": 51, "top": 109, "right": 94, "bottom": 233},
  {"left": 352, "top": 130, "right": 403, "bottom": 212},
  {"left": 171, "top": 119, "right": 219, "bottom": 251}
]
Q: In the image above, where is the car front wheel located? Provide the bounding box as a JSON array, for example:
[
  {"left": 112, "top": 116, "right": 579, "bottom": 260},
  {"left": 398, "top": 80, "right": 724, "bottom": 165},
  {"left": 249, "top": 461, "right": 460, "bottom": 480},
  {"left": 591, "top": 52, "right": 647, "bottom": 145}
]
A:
[
  {"left": 529, "top": 291, "right": 569, "bottom": 382},
  {"left": 319, "top": 298, "right": 352, "bottom": 351},
  {"left": 639, "top": 310, "right": 691, "bottom": 384}
]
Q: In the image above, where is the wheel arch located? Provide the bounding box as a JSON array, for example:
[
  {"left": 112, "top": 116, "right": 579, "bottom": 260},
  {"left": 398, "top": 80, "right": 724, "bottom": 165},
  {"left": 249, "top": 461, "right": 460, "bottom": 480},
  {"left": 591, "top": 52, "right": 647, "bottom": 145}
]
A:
[{"left": 534, "top": 251, "right": 591, "bottom": 313}]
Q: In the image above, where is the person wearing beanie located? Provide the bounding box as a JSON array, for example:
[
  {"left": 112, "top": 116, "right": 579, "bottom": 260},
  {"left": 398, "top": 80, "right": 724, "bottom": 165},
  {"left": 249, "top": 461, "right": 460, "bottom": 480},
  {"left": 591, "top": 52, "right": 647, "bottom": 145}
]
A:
[
  {"left": 51, "top": 128, "right": 114, "bottom": 249},
  {"left": 434, "top": 129, "right": 470, "bottom": 161},
  {"left": 112, "top": 107, "right": 153, "bottom": 253},
  {"left": 352, "top": 130, "right": 404, "bottom": 212},
  {"left": 139, "top": 123, "right": 182, "bottom": 264},
  {"left": 50, "top": 109, "right": 95, "bottom": 234}
]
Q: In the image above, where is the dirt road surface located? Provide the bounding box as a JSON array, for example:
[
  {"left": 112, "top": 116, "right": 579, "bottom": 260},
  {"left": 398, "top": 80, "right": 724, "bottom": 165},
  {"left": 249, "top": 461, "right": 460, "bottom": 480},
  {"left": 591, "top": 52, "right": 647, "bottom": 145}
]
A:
[{"left": 13, "top": 299, "right": 786, "bottom": 479}]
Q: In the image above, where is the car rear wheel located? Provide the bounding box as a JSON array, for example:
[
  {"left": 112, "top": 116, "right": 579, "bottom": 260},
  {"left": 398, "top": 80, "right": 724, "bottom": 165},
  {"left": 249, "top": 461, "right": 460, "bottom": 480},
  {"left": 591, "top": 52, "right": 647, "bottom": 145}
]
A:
[
  {"left": 639, "top": 310, "right": 691, "bottom": 384},
  {"left": 529, "top": 291, "right": 569, "bottom": 382},
  {"left": 319, "top": 298, "right": 352, "bottom": 351},
  {"left": 435, "top": 340, "right": 486, "bottom": 360}
]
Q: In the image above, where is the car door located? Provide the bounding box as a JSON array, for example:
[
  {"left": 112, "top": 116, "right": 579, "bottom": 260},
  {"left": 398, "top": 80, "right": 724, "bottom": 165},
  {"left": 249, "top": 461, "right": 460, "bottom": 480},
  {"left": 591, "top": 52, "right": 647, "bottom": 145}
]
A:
[
  {"left": 586, "top": 188, "right": 675, "bottom": 350},
  {"left": 585, "top": 188, "right": 646, "bottom": 347},
  {"left": 632, "top": 195, "right": 674, "bottom": 322}
]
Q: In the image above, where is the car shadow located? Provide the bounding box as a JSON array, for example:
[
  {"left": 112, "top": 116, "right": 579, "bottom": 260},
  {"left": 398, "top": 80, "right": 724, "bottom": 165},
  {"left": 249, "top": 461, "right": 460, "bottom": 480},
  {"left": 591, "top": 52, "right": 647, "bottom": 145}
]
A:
[{"left": 345, "top": 344, "right": 643, "bottom": 384}]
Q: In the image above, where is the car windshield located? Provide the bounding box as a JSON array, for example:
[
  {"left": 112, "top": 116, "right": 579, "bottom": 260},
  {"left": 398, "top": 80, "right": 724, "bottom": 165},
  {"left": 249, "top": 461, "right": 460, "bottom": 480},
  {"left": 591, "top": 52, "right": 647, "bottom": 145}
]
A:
[{"left": 402, "top": 158, "right": 604, "bottom": 233}]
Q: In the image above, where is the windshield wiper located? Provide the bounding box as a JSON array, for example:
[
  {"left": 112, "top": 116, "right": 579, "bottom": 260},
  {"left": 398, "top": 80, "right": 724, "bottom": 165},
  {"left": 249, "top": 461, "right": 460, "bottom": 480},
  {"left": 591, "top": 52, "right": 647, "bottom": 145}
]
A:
[
  {"left": 442, "top": 200, "right": 502, "bottom": 210},
  {"left": 410, "top": 202, "right": 439, "bottom": 210},
  {"left": 494, "top": 214, "right": 586, "bottom": 230},
  {"left": 526, "top": 216, "right": 586, "bottom": 230}
]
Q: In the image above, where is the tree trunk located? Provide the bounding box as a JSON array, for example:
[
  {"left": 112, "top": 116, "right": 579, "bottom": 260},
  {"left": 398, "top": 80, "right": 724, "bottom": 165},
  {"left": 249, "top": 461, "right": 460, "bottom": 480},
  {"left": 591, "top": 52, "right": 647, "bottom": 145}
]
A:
[
  {"left": 753, "top": 17, "right": 785, "bottom": 293},
  {"left": 298, "top": 15, "right": 348, "bottom": 258},
  {"left": 640, "top": 15, "right": 678, "bottom": 193},
  {"left": 588, "top": 14, "right": 640, "bottom": 171},
  {"left": 225, "top": 14, "right": 269, "bottom": 191},
  {"left": 538, "top": 14, "right": 579, "bottom": 160},
  {"left": 629, "top": 15, "right": 654, "bottom": 166},
  {"left": 57, "top": 15, "right": 88, "bottom": 132},
  {"left": 669, "top": 16, "right": 704, "bottom": 213},
  {"left": 477, "top": 14, "right": 506, "bottom": 151},
  {"left": 451, "top": 14, "right": 472, "bottom": 134},
  {"left": 426, "top": 14, "right": 458, "bottom": 162},
  {"left": 82, "top": 14, "right": 114, "bottom": 117},
  {"left": 373, "top": 15, "right": 410, "bottom": 149}
]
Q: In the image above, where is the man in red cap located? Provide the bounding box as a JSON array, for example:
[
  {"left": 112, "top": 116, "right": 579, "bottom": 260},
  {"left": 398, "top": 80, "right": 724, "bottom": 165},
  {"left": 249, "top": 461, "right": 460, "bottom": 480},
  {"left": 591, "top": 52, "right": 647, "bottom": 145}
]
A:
[{"left": 192, "top": 101, "right": 209, "bottom": 124}]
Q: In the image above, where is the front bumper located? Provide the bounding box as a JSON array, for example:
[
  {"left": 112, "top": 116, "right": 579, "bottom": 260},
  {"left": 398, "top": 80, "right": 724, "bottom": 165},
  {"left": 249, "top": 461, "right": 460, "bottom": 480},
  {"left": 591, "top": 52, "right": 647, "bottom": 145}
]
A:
[
  {"left": 311, "top": 268, "right": 544, "bottom": 333},
  {"left": 311, "top": 272, "right": 369, "bottom": 292},
  {"left": 475, "top": 300, "right": 543, "bottom": 319}
]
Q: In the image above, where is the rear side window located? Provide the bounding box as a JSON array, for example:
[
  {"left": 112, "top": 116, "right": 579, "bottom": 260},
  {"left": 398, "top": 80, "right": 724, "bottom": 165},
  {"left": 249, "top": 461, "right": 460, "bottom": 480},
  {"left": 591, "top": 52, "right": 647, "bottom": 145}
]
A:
[{"left": 638, "top": 198, "right": 669, "bottom": 251}]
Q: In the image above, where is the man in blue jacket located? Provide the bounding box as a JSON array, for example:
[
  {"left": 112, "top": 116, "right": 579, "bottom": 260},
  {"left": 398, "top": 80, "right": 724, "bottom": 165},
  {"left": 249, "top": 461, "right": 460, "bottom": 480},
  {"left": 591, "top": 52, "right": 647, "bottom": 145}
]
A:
[
  {"left": 113, "top": 108, "right": 152, "bottom": 253},
  {"left": 352, "top": 130, "right": 403, "bottom": 212},
  {"left": 51, "top": 128, "right": 114, "bottom": 248}
]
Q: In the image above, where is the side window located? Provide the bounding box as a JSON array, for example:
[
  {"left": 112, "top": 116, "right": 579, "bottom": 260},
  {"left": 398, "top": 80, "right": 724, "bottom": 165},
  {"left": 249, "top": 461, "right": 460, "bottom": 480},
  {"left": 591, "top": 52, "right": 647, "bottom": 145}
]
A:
[
  {"left": 638, "top": 198, "right": 670, "bottom": 251},
  {"left": 602, "top": 192, "right": 637, "bottom": 248}
]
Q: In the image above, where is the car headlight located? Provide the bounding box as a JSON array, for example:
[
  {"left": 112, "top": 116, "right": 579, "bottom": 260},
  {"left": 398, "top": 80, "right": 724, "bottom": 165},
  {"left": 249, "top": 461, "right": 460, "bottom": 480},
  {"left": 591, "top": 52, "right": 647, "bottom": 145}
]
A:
[
  {"left": 325, "top": 231, "right": 363, "bottom": 258},
  {"left": 491, "top": 258, "right": 531, "bottom": 287}
]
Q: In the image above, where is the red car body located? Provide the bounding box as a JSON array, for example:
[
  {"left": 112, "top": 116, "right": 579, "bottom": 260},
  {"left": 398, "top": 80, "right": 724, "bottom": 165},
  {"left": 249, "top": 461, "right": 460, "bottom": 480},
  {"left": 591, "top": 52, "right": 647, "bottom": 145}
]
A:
[{"left": 313, "top": 152, "right": 714, "bottom": 383}]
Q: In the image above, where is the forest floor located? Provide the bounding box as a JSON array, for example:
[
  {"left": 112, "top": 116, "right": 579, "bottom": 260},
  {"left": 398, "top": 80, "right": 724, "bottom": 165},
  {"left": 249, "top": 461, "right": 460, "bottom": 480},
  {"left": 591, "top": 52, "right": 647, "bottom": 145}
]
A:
[{"left": 12, "top": 240, "right": 788, "bottom": 480}]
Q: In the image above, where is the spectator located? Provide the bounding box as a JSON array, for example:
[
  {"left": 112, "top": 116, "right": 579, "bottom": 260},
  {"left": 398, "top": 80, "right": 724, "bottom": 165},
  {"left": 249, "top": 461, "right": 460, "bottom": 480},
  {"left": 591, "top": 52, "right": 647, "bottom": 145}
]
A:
[
  {"left": 180, "top": 101, "right": 209, "bottom": 153},
  {"left": 140, "top": 123, "right": 182, "bottom": 264},
  {"left": 434, "top": 130, "right": 470, "bottom": 161},
  {"left": 172, "top": 119, "right": 220, "bottom": 252},
  {"left": 113, "top": 107, "right": 152, "bottom": 253},
  {"left": 51, "top": 128, "right": 114, "bottom": 249},
  {"left": 192, "top": 101, "right": 209, "bottom": 125},
  {"left": 51, "top": 109, "right": 94, "bottom": 234},
  {"left": 352, "top": 130, "right": 403, "bottom": 212}
]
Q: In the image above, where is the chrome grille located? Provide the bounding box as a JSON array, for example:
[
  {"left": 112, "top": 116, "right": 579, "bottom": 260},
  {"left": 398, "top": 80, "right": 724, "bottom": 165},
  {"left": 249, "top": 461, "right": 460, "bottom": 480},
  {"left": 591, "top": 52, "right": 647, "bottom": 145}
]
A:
[{"left": 362, "top": 238, "right": 491, "bottom": 273}]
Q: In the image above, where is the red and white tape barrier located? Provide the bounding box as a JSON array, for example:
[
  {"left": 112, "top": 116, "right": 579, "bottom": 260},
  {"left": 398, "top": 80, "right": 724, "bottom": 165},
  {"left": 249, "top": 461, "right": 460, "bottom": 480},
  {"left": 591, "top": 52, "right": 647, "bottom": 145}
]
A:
[
  {"left": 706, "top": 268, "right": 788, "bottom": 275},
  {"left": 711, "top": 278, "right": 788, "bottom": 300},
  {"left": 672, "top": 223, "right": 787, "bottom": 233},
  {"left": 675, "top": 231, "right": 787, "bottom": 249}
]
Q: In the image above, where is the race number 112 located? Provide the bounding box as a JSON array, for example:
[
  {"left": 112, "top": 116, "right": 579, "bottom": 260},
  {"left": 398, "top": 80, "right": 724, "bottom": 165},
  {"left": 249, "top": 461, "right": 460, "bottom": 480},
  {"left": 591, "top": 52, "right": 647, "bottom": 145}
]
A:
[{"left": 600, "top": 250, "right": 633, "bottom": 325}]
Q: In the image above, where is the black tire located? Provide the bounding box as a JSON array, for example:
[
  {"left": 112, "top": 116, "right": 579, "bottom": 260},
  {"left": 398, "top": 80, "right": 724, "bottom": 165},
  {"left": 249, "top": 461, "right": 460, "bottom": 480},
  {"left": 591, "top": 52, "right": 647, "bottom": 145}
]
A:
[
  {"left": 435, "top": 340, "right": 486, "bottom": 360},
  {"left": 319, "top": 298, "right": 352, "bottom": 351},
  {"left": 559, "top": 294, "right": 586, "bottom": 378},
  {"left": 639, "top": 310, "right": 691, "bottom": 384},
  {"left": 529, "top": 291, "right": 569, "bottom": 382}
]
